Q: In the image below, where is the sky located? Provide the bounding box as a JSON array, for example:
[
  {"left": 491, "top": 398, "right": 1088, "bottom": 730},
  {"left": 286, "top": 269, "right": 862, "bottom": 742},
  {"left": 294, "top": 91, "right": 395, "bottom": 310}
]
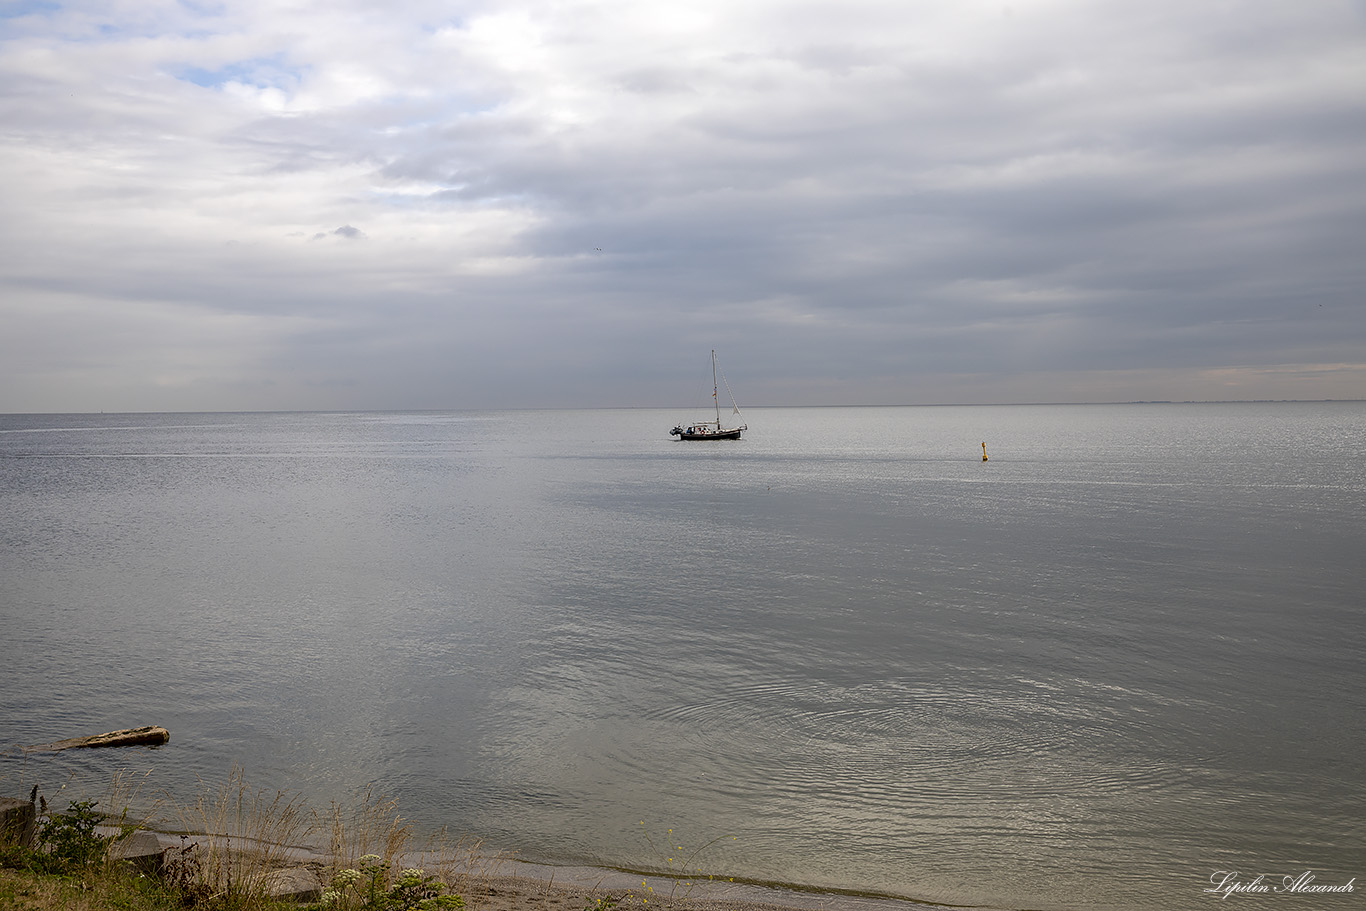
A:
[{"left": 1, "top": 0, "right": 1364, "bottom": 412}]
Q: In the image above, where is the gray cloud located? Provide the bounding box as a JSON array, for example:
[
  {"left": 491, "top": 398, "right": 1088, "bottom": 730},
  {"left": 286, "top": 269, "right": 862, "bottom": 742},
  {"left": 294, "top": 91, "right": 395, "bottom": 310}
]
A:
[
  {"left": 1, "top": 0, "right": 1363, "bottom": 412},
  {"left": 314, "top": 225, "right": 366, "bottom": 240}
]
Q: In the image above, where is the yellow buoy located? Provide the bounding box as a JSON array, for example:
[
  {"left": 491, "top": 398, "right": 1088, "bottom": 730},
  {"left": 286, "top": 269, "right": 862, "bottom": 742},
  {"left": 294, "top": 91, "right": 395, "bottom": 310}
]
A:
[{"left": 982, "top": 441, "right": 988, "bottom": 462}]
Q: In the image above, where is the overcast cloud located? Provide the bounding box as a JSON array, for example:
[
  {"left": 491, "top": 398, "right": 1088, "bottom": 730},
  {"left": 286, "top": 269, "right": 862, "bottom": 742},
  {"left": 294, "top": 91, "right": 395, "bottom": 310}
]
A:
[{"left": 1, "top": 0, "right": 1363, "bottom": 411}]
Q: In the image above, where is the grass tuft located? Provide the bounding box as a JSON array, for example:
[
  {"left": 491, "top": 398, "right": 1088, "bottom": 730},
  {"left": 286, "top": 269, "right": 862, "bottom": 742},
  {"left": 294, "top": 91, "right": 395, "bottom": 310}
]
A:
[
  {"left": 1, "top": 767, "right": 502, "bottom": 911},
  {"left": 173, "top": 765, "right": 313, "bottom": 908}
]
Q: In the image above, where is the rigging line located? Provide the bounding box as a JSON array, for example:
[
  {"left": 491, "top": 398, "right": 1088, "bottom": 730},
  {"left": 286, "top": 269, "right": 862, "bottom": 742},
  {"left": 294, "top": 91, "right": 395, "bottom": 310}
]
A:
[{"left": 718, "top": 365, "right": 742, "bottom": 416}]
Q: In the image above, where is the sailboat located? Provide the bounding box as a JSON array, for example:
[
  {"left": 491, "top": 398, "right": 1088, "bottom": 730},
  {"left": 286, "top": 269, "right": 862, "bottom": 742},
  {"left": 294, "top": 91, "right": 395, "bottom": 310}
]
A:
[{"left": 670, "top": 350, "right": 748, "bottom": 440}]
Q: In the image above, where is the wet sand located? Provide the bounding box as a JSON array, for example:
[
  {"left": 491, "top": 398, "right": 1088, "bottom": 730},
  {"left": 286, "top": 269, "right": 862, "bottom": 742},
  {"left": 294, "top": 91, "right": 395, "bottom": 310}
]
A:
[
  {"left": 136, "top": 830, "right": 967, "bottom": 911},
  {"left": 457, "top": 856, "right": 970, "bottom": 911}
]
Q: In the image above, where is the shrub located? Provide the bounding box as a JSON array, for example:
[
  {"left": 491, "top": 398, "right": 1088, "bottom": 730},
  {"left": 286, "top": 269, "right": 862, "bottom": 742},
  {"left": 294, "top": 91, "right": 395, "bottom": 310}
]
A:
[{"left": 31, "top": 799, "right": 127, "bottom": 875}]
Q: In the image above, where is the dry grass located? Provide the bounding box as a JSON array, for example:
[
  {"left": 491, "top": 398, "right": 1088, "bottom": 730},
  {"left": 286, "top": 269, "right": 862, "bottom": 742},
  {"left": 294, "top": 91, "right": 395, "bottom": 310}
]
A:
[
  {"left": 103, "top": 768, "right": 160, "bottom": 840},
  {"left": 317, "top": 784, "right": 507, "bottom": 900},
  {"left": 402, "top": 827, "right": 505, "bottom": 902},
  {"left": 171, "top": 766, "right": 313, "bottom": 906},
  {"left": 2, "top": 766, "right": 511, "bottom": 911},
  {"left": 319, "top": 785, "right": 411, "bottom": 873}
]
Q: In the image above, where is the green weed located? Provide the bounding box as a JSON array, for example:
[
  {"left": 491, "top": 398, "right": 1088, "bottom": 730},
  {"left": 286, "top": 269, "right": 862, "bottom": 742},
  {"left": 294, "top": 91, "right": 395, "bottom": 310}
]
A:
[{"left": 312, "top": 853, "right": 464, "bottom": 910}]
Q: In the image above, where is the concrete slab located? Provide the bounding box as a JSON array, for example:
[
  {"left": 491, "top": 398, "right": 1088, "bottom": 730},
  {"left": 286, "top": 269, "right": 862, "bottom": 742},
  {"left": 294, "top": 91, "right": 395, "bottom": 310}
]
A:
[
  {"left": 111, "top": 830, "right": 165, "bottom": 874},
  {"left": 258, "top": 865, "right": 323, "bottom": 902}
]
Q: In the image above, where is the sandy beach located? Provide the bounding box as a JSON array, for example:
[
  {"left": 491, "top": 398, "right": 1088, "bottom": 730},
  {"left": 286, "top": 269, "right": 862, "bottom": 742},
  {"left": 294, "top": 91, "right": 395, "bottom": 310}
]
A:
[
  {"left": 456, "top": 861, "right": 959, "bottom": 911},
  {"left": 132, "top": 830, "right": 958, "bottom": 911},
  {"left": 430, "top": 847, "right": 995, "bottom": 911}
]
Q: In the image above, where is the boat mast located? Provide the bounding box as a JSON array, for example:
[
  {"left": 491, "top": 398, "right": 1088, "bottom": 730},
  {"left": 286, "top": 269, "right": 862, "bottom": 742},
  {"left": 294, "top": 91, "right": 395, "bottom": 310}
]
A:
[{"left": 712, "top": 349, "right": 720, "bottom": 427}]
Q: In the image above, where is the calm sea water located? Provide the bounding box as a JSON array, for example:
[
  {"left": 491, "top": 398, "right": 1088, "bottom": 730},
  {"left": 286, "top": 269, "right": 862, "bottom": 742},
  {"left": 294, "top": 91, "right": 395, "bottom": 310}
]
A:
[{"left": 1, "top": 404, "right": 1363, "bottom": 911}]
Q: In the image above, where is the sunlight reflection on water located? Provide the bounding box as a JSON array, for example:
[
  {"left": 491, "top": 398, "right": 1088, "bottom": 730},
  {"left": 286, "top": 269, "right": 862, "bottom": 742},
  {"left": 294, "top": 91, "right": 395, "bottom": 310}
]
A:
[{"left": 2, "top": 404, "right": 1364, "bottom": 911}]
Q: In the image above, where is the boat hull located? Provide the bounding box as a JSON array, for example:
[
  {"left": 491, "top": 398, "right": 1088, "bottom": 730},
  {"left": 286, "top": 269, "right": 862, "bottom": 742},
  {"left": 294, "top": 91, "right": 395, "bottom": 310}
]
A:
[{"left": 672, "top": 427, "right": 743, "bottom": 440}]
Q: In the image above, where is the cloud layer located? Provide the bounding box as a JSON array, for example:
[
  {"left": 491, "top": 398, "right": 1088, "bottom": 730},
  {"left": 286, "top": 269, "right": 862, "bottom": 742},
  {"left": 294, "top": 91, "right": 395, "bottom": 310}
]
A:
[{"left": 2, "top": 0, "right": 1364, "bottom": 410}]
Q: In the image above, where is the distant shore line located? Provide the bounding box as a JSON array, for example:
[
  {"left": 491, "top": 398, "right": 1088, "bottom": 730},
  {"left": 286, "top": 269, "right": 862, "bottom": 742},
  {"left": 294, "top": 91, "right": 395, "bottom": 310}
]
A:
[{"left": 3, "top": 398, "right": 1365, "bottom": 418}]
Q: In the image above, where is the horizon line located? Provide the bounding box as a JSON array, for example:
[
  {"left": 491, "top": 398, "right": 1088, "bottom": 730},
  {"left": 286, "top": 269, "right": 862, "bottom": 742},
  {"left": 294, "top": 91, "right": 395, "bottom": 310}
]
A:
[{"left": 4, "top": 398, "right": 1365, "bottom": 417}]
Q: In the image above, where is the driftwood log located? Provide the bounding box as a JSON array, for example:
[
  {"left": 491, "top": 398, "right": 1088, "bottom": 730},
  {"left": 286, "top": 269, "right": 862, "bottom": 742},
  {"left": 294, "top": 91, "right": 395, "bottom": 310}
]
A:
[{"left": 25, "top": 726, "right": 170, "bottom": 752}]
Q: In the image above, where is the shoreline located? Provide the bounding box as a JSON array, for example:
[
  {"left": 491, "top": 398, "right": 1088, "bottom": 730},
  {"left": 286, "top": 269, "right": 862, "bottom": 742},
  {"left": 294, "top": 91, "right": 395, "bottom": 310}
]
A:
[
  {"left": 466, "top": 855, "right": 977, "bottom": 911},
  {"left": 4, "top": 759, "right": 973, "bottom": 911},
  {"left": 128, "top": 829, "right": 971, "bottom": 911}
]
